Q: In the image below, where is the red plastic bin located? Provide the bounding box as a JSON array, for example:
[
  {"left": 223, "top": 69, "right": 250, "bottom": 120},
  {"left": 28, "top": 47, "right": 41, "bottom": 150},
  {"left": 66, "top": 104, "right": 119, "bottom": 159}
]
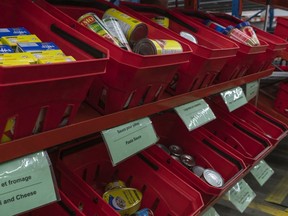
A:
[
  {"left": 148, "top": 112, "right": 246, "bottom": 198},
  {"left": 35, "top": 0, "right": 192, "bottom": 114},
  {"left": 57, "top": 139, "right": 204, "bottom": 216},
  {"left": 121, "top": 2, "right": 239, "bottom": 95},
  {"left": 206, "top": 13, "right": 288, "bottom": 75},
  {"left": 20, "top": 191, "right": 86, "bottom": 216},
  {"left": 274, "top": 82, "right": 288, "bottom": 118},
  {"left": 172, "top": 9, "right": 268, "bottom": 82},
  {"left": 274, "top": 17, "right": 288, "bottom": 40},
  {"left": 0, "top": 0, "right": 109, "bottom": 142},
  {"left": 203, "top": 117, "right": 271, "bottom": 166},
  {"left": 209, "top": 101, "right": 288, "bottom": 145}
]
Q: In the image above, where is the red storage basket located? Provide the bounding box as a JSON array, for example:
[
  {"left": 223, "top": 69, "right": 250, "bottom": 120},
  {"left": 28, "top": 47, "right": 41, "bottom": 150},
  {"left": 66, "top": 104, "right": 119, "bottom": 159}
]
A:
[
  {"left": 207, "top": 13, "right": 288, "bottom": 75},
  {"left": 172, "top": 9, "right": 268, "bottom": 82},
  {"left": 57, "top": 139, "right": 204, "bottom": 216},
  {"left": 274, "top": 82, "right": 288, "bottom": 117},
  {"left": 203, "top": 117, "right": 271, "bottom": 166},
  {"left": 121, "top": 2, "right": 239, "bottom": 95},
  {"left": 148, "top": 112, "right": 246, "bottom": 198},
  {"left": 0, "top": 0, "right": 109, "bottom": 142},
  {"left": 35, "top": 0, "right": 192, "bottom": 114},
  {"left": 274, "top": 17, "right": 288, "bottom": 41},
  {"left": 20, "top": 191, "right": 86, "bottom": 216},
  {"left": 210, "top": 101, "right": 288, "bottom": 145}
]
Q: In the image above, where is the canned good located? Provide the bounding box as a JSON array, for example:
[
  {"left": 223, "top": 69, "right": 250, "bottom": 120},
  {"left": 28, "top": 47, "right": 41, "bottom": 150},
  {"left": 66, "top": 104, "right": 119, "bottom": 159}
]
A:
[
  {"left": 105, "top": 180, "right": 126, "bottom": 192},
  {"left": 156, "top": 144, "right": 170, "bottom": 155},
  {"left": 180, "top": 154, "right": 195, "bottom": 168},
  {"left": 203, "top": 168, "right": 224, "bottom": 188},
  {"left": 103, "top": 187, "right": 142, "bottom": 216},
  {"left": 133, "top": 38, "right": 183, "bottom": 55},
  {"left": 171, "top": 155, "right": 181, "bottom": 162},
  {"left": 103, "top": 8, "right": 148, "bottom": 45},
  {"left": 132, "top": 208, "right": 154, "bottom": 216},
  {"left": 223, "top": 25, "right": 257, "bottom": 46},
  {"left": 78, "top": 12, "right": 120, "bottom": 47},
  {"left": 151, "top": 16, "right": 169, "bottom": 28},
  {"left": 180, "top": 31, "right": 198, "bottom": 44},
  {"left": 169, "top": 145, "right": 183, "bottom": 157},
  {"left": 191, "top": 165, "right": 205, "bottom": 177},
  {"left": 103, "top": 17, "right": 132, "bottom": 52},
  {"left": 236, "top": 21, "right": 260, "bottom": 46}
]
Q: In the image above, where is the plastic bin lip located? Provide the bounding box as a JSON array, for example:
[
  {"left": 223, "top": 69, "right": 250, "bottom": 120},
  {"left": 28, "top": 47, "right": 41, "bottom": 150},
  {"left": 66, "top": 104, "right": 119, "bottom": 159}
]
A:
[
  {"left": 121, "top": 2, "right": 240, "bottom": 59},
  {"left": 34, "top": 0, "right": 192, "bottom": 69}
]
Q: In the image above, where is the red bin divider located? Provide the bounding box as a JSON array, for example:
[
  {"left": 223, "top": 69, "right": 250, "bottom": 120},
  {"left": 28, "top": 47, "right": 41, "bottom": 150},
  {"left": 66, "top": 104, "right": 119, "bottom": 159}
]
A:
[
  {"left": 203, "top": 117, "right": 271, "bottom": 166},
  {"left": 57, "top": 139, "right": 204, "bottom": 216},
  {"left": 207, "top": 13, "right": 288, "bottom": 75},
  {"left": 274, "top": 17, "right": 288, "bottom": 41},
  {"left": 209, "top": 100, "right": 288, "bottom": 145},
  {"left": 121, "top": 2, "right": 239, "bottom": 95},
  {"left": 20, "top": 191, "right": 86, "bottom": 216},
  {"left": 274, "top": 82, "right": 288, "bottom": 118},
  {"left": 35, "top": 0, "right": 192, "bottom": 114},
  {"left": 172, "top": 9, "right": 269, "bottom": 82},
  {"left": 148, "top": 112, "right": 246, "bottom": 198},
  {"left": 0, "top": 0, "right": 109, "bottom": 142}
]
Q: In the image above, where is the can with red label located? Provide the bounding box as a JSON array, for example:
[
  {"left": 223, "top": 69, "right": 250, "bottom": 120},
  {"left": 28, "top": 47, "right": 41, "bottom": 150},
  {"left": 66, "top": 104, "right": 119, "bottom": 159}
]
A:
[{"left": 78, "top": 12, "right": 122, "bottom": 47}]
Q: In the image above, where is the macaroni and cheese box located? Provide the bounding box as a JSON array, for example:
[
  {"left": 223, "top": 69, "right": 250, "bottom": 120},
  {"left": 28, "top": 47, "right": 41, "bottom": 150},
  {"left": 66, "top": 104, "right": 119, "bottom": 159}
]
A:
[
  {"left": 0, "top": 27, "right": 30, "bottom": 38},
  {"left": 38, "top": 56, "right": 76, "bottom": 64},
  {"left": 0, "top": 45, "right": 14, "bottom": 53},
  {"left": 32, "top": 50, "right": 65, "bottom": 59},
  {"left": 1, "top": 34, "right": 41, "bottom": 47},
  {"left": 16, "top": 42, "right": 60, "bottom": 52},
  {"left": 0, "top": 52, "right": 37, "bottom": 64}
]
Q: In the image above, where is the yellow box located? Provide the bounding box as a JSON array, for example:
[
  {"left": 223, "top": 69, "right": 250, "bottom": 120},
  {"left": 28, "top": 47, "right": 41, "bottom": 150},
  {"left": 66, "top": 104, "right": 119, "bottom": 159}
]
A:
[
  {"left": 0, "top": 59, "right": 32, "bottom": 66},
  {"left": 32, "top": 50, "right": 65, "bottom": 59},
  {"left": 0, "top": 53, "right": 37, "bottom": 64},
  {"left": 1, "top": 35, "right": 42, "bottom": 47},
  {"left": 38, "top": 56, "right": 76, "bottom": 64}
]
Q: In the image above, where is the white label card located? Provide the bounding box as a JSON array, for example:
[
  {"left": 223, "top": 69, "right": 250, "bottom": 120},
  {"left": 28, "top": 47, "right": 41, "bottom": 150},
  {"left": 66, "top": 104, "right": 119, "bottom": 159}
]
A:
[
  {"left": 174, "top": 99, "right": 216, "bottom": 131},
  {"left": 0, "top": 151, "right": 58, "bottom": 216},
  {"left": 102, "top": 117, "right": 158, "bottom": 166},
  {"left": 250, "top": 160, "right": 274, "bottom": 186},
  {"left": 220, "top": 87, "right": 248, "bottom": 112},
  {"left": 245, "top": 81, "right": 259, "bottom": 101},
  {"left": 226, "top": 179, "right": 256, "bottom": 213},
  {"left": 202, "top": 207, "right": 220, "bottom": 216}
]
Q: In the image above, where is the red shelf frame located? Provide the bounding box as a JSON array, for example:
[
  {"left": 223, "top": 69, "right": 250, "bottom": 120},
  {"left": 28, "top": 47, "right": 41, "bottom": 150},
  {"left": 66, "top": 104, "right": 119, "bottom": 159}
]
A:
[{"left": 0, "top": 67, "right": 274, "bottom": 164}]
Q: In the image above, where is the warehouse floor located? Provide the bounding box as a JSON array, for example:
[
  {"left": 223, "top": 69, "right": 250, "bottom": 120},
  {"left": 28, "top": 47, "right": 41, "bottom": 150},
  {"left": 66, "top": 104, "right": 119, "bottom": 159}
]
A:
[{"left": 213, "top": 135, "right": 288, "bottom": 216}]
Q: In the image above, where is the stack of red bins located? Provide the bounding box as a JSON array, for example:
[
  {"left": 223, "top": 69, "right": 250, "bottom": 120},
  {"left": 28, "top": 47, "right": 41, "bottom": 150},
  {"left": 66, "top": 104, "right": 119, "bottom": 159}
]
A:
[
  {"left": 0, "top": 0, "right": 109, "bottom": 142},
  {"left": 205, "top": 13, "right": 288, "bottom": 75},
  {"left": 148, "top": 112, "right": 247, "bottom": 205},
  {"left": 35, "top": 0, "right": 192, "bottom": 114},
  {"left": 172, "top": 9, "right": 270, "bottom": 82},
  {"left": 121, "top": 2, "right": 239, "bottom": 95},
  {"left": 55, "top": 136, "right": 204, "bottom": 216}
]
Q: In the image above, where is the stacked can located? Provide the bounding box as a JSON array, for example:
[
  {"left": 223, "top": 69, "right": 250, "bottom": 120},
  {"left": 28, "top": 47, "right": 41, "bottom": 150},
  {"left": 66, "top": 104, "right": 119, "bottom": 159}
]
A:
[
  {"left": 223, "top": 25, "right": 258, "bottom": 46},
  {"left": 157, "top": 144, "right": 224, "bottom": 188},
  {"left": 236, "top": 21, "right": 260, "bottom": 46}
]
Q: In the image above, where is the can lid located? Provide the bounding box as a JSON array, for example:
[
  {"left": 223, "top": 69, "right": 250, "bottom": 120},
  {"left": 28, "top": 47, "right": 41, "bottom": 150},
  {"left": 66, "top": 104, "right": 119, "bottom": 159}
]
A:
[
  {"left": 180, "top": 154, "right": 195, "bottom": 167},
  {"left": 191, "top": 165, "right": 205, "bottom": 177},
  {"left": 203, "top": 169, "right": 224, "bottom": 187},
  {"left": 169, "top": 145, "right": 183, "bottom": 157},
  {"left": 156, "top": 144, "right": 170, "bottom": 155},
  {"left": 180, "top": 31, "right": 198, "bottom": 44}
]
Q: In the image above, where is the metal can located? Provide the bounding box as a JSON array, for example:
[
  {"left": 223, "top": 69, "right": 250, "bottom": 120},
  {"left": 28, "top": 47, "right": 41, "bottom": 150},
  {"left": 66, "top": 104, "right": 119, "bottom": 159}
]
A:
[
  {"left": 151, "top": 16, "right": 169, "bottom": 28},
  {"left": 102, "top": 17, "right": 132, "bottom": 52},
  {"left": 105, "top": 180, "right": 126, "bottom": 192},
  {"left": 103, "top": 8, "right": 148, "bottom": 45},
  {"left": 77, "top": 12, "right": 120, "bottom": 46},
  {"left": 103, "top": 187, "right": 142, "bottom": 216},
  {"left": 180, "top": 154, "right": 195, "bottom": 168},
  {"left": 180, "top": 31, "right": 198, "bottom": 44},
  {"left": 133, "top": 38, "right": 183, "bottom": 55},
  {"left": 191, "top": 165, "right": 205, "bottom": 177},
  {"left": 203, "top": 168, "right": 224, "bottom": 188},
  {"left": 169, "top": 145, "right": 183, "bottom": 157},
  {"left": 132, "top": 208, "right": 154, "bottom": 216}
]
